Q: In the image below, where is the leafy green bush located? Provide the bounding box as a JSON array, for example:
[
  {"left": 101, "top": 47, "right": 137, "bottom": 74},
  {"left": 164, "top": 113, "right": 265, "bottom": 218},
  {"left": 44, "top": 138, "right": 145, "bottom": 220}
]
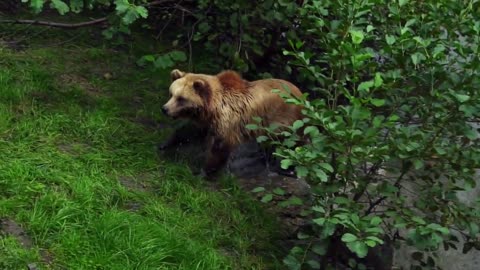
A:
[{"left": 247, "top": 0, "right": 480, "bottom": 269}]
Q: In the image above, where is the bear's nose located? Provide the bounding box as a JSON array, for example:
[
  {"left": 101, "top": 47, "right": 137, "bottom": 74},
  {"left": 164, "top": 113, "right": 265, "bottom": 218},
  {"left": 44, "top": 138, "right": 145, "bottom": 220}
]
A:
[{"left": 162, "top": 106, "right": 169, "bottom": 115}]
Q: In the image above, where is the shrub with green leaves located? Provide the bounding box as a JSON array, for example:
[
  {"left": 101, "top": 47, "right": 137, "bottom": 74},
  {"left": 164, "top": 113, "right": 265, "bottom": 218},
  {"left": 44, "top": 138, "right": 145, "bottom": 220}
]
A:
[{"left": 246, "top": 0, "right": 480, "bottom": 269}]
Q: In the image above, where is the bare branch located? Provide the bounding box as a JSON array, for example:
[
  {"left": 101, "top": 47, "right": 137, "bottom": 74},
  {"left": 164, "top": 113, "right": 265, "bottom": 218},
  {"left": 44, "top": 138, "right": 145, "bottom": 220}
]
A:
[
  {"left": 0, "top": 18, "right": 108, "bottom": 29},
  {"left": 365, "top": 196, "right": 387, "bottom": 215}
]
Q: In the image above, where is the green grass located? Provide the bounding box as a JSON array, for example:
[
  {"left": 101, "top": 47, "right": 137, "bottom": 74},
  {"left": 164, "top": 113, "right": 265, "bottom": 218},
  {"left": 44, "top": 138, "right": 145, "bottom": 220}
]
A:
[{"left": 0, "top": 24, "right": 283, "bottom": 270}]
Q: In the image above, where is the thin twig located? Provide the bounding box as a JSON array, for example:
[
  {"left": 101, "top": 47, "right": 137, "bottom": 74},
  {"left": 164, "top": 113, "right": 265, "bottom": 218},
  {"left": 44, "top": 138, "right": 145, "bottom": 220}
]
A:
[
  {"left": 365, "top": 196, "right": 387, "bottom": 215},
  {"left": 364, "top": 161, "right": 411, "bottom": 216}
]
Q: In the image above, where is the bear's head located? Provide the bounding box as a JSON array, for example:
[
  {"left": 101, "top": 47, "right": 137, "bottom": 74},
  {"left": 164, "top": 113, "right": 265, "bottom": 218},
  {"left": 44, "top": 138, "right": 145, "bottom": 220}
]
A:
[{"left": 162, "top": 69, "right": 213, "bottom": 120}]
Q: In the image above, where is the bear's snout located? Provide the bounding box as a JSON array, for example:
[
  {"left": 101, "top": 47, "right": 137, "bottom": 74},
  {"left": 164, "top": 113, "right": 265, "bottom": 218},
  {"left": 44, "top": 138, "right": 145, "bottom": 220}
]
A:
[{"left": 161, "top": 106, "right": 169, "bottom": 115}]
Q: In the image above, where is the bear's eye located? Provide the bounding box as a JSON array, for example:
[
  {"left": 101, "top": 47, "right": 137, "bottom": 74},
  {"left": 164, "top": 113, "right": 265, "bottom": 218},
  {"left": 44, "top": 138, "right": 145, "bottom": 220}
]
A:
[{"left": 177, "top": 96, "right": 186, "bottom": 103}]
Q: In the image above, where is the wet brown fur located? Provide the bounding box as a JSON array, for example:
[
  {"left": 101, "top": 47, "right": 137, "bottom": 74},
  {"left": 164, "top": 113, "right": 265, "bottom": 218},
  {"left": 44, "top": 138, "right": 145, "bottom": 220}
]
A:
[
  {"left": 162, "top": 69, "right": 304, "bottom": 178},
  {"left": 217, "top": 70, "right": 249, "bottom": 91}
]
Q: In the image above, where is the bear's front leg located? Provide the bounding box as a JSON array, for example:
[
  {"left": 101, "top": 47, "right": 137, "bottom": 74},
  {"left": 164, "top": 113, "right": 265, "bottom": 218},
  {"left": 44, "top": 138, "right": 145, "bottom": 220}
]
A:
[
  {"left": 158, "top": 123, "right": 209, "bottom": 151},
  {"left": 203, "top": 136, "right": 232, "bottom": 180}
]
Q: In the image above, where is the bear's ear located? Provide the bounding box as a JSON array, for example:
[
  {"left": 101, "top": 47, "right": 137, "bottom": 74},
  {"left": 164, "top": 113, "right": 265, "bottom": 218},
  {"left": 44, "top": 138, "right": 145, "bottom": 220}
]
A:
[
  {"left": 170, "top": 69, "right": 186, "bottom": 81},
  {"left": 193, "top": 80, "right": 207, "bottom": 92},
  {"left": 193, "top": 79, "right": 212, "bottom": 104}
]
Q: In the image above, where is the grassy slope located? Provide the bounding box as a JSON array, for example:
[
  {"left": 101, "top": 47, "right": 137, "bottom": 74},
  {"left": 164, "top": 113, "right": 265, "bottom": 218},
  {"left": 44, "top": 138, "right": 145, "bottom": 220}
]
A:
[{"left": 0, "top": 23, "right": 282, "bottom": 270}]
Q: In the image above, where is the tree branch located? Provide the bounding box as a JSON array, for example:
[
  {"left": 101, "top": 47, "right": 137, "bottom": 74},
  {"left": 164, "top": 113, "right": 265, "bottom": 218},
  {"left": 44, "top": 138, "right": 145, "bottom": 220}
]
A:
[
  {"left": 365, "top": 196, "right": 387, "bottom": 215},
  {"left": 363, "top": 160, "right": 411, "bottom": 216},
  {"left": 0, "top": 18, "right": 108, "bottom": 29}
]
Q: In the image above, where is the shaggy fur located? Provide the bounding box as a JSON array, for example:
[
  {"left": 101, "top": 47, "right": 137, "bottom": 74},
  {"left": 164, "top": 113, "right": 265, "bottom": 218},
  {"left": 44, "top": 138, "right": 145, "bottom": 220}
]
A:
[{"left": 162, "top": 69, "right": 304, "bottom": 178}]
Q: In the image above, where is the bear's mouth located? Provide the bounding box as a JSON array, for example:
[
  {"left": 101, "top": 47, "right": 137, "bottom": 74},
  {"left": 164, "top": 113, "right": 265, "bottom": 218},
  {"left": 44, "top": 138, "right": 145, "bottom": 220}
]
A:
[{"left": 174, "top": 107, "right": 200, "bottom": 119}]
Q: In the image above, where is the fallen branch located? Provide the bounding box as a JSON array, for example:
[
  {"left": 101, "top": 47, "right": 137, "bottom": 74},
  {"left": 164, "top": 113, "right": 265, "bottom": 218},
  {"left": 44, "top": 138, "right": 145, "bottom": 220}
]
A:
[
  {"left": 0, "top": 18, "right": 108, "bottom": 29},
  {"left": 0, "top": 0, "right": 187, "bottom": 29}
]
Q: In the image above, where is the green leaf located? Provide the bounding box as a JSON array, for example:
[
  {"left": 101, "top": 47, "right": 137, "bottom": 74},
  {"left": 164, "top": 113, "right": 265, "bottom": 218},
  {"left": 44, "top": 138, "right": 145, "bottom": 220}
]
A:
[
  {"left": 307, "top": 260, "right": 321, "bottom": 269},
  {"left": 51, "top": 0, "right": 70, "bottom": 14},
  {"left": 70, "top": 0, "right": 83, "bottom": 13},
  {"left": 295, "top": 166, "right": 308, "bottom": 177},
  {"left": 413, "top": 159, "right": 424, "bottom": 170},
  {"left": 370, "top": 99, "right": 386, "bottom": 107},
  {"left": 334, "top": 196, "right": 351, "bottom": 205},
  {"left": 370, "top": 216, "right": 382, "bottom": 226},
  {"left": 351, "top": 214, "right": 360, "bottom": 224},
  {"left": 454, "top": 94, "right": 470, "bottom": 103},
  {"left": 273, "top": 187, "right": 286, "bottom": 196},
  {"left": 256, "top": 136, "right": 268, "bottom": 143},
  {"left": 341, "top": 233, "right": 358, "bottom": 243},
  {"left": 198, "top": 22, "right": 211, "bottom": 33},
  {"left": 115, "top": 0, "right": 130, "bottom": 14},
  {"left": 136, "top": 5, "right": 148, "bottom": 18},
  {"left": 246, "top": 124, "right": 258, "bottom": 130},
  {"left": 468, "top": 222, "right": 479, "bottom": 236},
  {"left": 303, "top": 126, "right": 319, "bottom": 136},
  {"left": 365, "top": 227, "right": 384, "bottom": 234},
  {"left": 169, "top": 51, "right": 187, "bottom": 62},
  {"left": 346, "top": 241, "right": 369, "bottom": 258},
  {"left": 464, "top": 128, "right": 477, "bottom": 140},
  {"left": 142, "top": 55, "right": 155, "bottom": 62},
  {"left": 433, "top": 44, "right": 446, "bottom": 58},
  {"left": 251, "top": 187, "right": 265, "bottom": 193},
  {"left": 373, "top": 116, "right": 383, "bottom": 128},
  {"left": 252, "top": 116, "right": 262, "bottom": 123},
  {"left": 427, "top": 223, "right": 450, "bottom": 235},
  {"left": 358, "top": 80, "right": 374, "bottom": 93},
  {"left": 292, "top": 120, "right": 304, "bottom": 130},
  {"left": 29, "top": 0, "right": 45, "bottom": 12},
  {"left": 349, "top": 29, "right": 365, "bottom": 44},
  {"left": 297, "top": 232, "right": 310, "bottom": 239},
  {"left": 386, "top": 34, "right": 396, "bottom": 45},
  {"left": 313, "top": 217, "right": 325, "bottom": 226},
  {"left": 366, "top": 236, "right": 384, "bottom": 244},
  {"left": 281, "top": 159, "right": 293, "bottom": 169},
  {"left": 322, "top": 221, "right": 337, "bottom": 237},
  {"left": 312, "top": 243, "right": 328, "bottom": 256},
  {"left": 154, "top": 55, "right": 174, "bottom": 69},
  {"left": 283, "top": 255, "right": 301, "bottom": 270},
  {"left": 374, "top": 73, "right": 383, "bottom": 88},
  {"left": 365, "top": 240, "right": 377, "bottom": 247},
  {"left": 399, "top": 0, "right": 409, "bottom": 6},
  {"left": 411, "top": 52, "right": 426, "bottom": 65},
  {"left": 122, "top": 9, "right": 140, "bottom": 25},
  {"left": 405, "top": 18, "right": 416, "bottom": 28},
  {"left": 319, "top": 163, "right": 334, "bottom": 173},
  {"left": 459, "top": 105, "right": 476, "bottom": 117},
  {"left": 286, "top": 196, "right": 303, "bottom": 206},
  {"left": 312, "top": 206, "right": 325, "bottom": 213},
  {"left": 366, "top": 25, "right": 375, "bottom": 33},
  {"left": 261, "top": 194, "right": 273, "bottom": 203},
  {"left": 412, "top": 216, "right": 426, "bottom": 225},
  {"left": 314, "top": 168, "right": 328, "bottom": 182}
]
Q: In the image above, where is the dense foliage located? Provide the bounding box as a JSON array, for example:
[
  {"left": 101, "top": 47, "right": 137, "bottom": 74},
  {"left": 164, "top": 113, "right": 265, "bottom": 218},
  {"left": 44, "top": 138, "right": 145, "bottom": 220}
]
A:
[
  {"left": 254, "top": 1, "right": 480, "bottom": 269},
  {"left": 14, "top": 0, "right": 480, "bottom": 269}
]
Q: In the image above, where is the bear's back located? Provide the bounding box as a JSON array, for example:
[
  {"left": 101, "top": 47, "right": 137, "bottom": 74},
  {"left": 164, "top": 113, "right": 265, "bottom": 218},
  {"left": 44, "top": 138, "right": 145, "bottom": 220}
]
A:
[{"left": 245, "top": 78, "right": 303, "bottom": 130}]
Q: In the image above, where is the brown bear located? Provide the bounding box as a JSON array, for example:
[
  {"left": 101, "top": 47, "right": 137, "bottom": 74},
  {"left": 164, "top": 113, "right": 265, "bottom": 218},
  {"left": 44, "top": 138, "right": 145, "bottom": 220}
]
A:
[{"left": 161, "top": 69, "right": 304, "bottom": 178}]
